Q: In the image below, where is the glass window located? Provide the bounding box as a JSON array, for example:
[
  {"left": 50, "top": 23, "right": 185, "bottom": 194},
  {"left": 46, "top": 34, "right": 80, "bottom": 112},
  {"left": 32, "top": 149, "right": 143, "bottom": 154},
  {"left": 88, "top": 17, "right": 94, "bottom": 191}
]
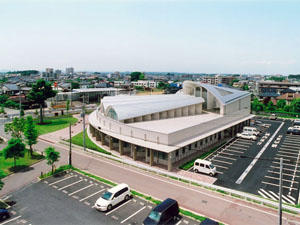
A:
[
  {"left": 200, "top": 163, "right": 204, "bottom": 167},
  {"left": 176, "top": 150, "right": 179, "bottom": 157},
  {"left": 107, "top": 108, "right": 118, "bottom": 120},
  {"left": 102, "top": 191, "right": 113, "bottom": 200},
  {"left": 148, "top": 211, "right": 161, "bottom": 223}
]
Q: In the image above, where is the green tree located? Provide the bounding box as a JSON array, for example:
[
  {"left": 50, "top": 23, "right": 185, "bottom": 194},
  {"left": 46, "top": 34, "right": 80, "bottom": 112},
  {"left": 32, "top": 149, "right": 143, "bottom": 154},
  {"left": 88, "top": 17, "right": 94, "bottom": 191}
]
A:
[
  {"left": 0, "top": 170, "right": 4, "bottom": 191},
  {"left": 266, "top": 101, "right": 275, "bottom": 111},
  {"left": 242, "top": 84, "right": 249, "bottom": 90},
  {"left": 277, "top": 100, "right": 286, "bottom": 110},
  {"left": 0, "top": 95, "right": 8, "bottom": 104},
  {"left": 20, "top": 108, "right": 25, "bottom": 117},
  {"left": 251, "top": 98, "right": 265, "bottom": 113},
  {"left": 290, "top": 98, "right": 300, "bottom": 113},
  {"left": 71, "top": 82, "right": 80, "bottom": 89},
  {"left": 130, "top": 72, "right": 144, "bottom": 81},
  {"left": 24, "top": 116, "right": 38, "bottom": 156},
  {"left": 0, "top": 106, "right": 5, "bottom": 114},
  {"left": 4, "top": 117, "right": 25, "bottom": 139},
  {"left": 284, "top": 104, "right": 291, "bottom": 112},
  {"left": 66, "top": 99, "right": 70, "bottom": 112},
  {"left": 230, "top": 79, "right": 239, "bottom": 86},
  {"left": 2, "top": 138, "right": 26, "bottom": 167},
  {"left": 27, "top": 79, "right": 57, "bottom": 124},
  {"left": 45, "top": 147, "right": 60, "bottom": 174}
]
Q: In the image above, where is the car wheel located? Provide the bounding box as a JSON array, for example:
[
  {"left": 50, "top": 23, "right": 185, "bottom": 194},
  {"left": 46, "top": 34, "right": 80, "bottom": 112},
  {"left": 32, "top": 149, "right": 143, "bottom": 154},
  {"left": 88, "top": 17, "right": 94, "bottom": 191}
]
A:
[
  {"left": 125, "top": 195, "right": 130, "bottom": 201},
  {"left": 209, "top": 173, "right": 213, "bottom": 177},
  {"left": 195, "top": 169, "right": 198, "bottom": 173},
  {"left": 107, "top": 204, "right": 112, "bottom": 211}
]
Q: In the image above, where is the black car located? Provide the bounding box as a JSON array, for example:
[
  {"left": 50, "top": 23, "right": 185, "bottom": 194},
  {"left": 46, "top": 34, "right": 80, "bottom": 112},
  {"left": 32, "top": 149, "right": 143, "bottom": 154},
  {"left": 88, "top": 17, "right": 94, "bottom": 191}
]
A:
[
  {"left": 200, "top": 218, "right": 219, "bottom": 225},
  {"left": 0, "top": 208, "right": 10, "bottom": 221},
  {"left": 143, "top": 198, "right": 179, "bottom": 225}
]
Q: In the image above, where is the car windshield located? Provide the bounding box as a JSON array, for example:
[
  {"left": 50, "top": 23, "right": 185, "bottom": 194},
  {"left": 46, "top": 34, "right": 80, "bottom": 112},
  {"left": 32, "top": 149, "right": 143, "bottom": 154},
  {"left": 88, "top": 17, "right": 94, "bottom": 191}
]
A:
[
  {"left": 148, "top": 211, "right": 161, "bottom": 222},
  {"left": 101, "top": 191, "right": 113, "bottom": 200},
  {"left": 209, "top": 164, "right": 215, "bottom": 169}
]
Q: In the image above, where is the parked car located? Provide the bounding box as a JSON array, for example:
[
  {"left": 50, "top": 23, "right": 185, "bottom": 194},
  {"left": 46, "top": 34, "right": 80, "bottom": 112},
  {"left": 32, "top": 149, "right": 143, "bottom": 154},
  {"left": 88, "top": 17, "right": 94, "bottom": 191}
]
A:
[
  {"left": 243, "top": 126, "right": 260, "bottom": 136},
  {"left": 143, "top": 198, "right": 179, "bottom": 225},
  {"left": 287, "top": 128, "right": 300, "bottom": 135},
  {"left": 194, "top": 159, "right": 216, "bottom": 177},
  {"left": 236, "top": 132, "right": 257, "bottom": 141},
  {"left": 200, "top": 218, "right": 220, "bottom": 225},
  {"left": 269, "top": 114, "right": 277, "bottom": 120},
  {"left": 0, "top": 208, "right": 10, "bottom": 221},
  {"left": 294, "top": 119, "right": 300, "bottom": 126},
  {"left": 94, "top": 183, "right": 131, "bottom": 211}
]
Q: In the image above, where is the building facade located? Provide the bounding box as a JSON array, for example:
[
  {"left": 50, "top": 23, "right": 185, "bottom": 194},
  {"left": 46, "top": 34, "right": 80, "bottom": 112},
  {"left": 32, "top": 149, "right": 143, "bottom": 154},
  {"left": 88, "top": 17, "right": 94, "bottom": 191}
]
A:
[{"left": 89, "top": 81, "right": 253, "bottom": 171}]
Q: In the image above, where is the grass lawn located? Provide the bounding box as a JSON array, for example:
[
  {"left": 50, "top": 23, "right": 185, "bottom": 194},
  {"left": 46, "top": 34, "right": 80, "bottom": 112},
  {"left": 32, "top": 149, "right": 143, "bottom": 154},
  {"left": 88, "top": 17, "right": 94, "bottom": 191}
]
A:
[
  {"left": 35, "top": 115, "right": 78, "bottom": 135},
  {"left": 179, "top": 142, "right": 226, "bottom": 170},
  {"left": 0, "top": 150, "right": 44, "bottom": 176},
  {"left": 70, "top": 130, "right": 111, "bottom": 155}
]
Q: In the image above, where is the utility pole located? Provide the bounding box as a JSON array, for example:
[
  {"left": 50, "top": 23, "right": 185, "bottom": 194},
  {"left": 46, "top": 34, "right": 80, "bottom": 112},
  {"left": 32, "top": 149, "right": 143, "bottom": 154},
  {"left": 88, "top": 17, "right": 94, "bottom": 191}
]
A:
[
  {"left": 279, "top": 157, "right": 283, "bottom": 225},
  {"left": 83, "top": 94, "right": 86, "bottom": 151},
  {"left": 19, "top": 85, "right": 22, "bottom": 118},
  {"left": 69, "top": 123, "right": 72, "bottom": 166}
]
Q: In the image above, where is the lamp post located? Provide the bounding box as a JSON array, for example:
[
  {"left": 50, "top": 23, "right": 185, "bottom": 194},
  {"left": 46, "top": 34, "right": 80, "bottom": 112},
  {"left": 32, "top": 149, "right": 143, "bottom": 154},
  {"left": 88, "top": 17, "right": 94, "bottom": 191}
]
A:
[
  {"left": 69, "top": 123, "right": 72, "bottom": 166},
  {"left": 279, "top": 157, "right": 283, "bottom": 225},
  {"left": 82, "top": 94, "right": 86, "bottom": 151},
  {"left": 18, "top": 85, "right": 22, "bottom": 118}
]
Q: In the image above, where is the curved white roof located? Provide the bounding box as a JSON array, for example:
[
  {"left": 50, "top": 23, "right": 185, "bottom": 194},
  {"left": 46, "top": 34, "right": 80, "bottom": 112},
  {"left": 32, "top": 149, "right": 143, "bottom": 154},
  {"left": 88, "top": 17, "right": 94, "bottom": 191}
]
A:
[
  {"left": 101, "top": 94, "right": 204, "bottom": 121},
  {"left": 183, "top": 81, "right": 250, "bottom": 105}
]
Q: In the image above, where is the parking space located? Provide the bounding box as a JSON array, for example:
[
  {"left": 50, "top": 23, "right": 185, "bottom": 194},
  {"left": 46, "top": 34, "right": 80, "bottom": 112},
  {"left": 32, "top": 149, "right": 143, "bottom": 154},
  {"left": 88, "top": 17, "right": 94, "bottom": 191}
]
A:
[
  {"left": 1, "top": 171, "right": 199, "bottom": 225},
  {"left": 258, "top": 133, "right": 300, "bottom": 205}
]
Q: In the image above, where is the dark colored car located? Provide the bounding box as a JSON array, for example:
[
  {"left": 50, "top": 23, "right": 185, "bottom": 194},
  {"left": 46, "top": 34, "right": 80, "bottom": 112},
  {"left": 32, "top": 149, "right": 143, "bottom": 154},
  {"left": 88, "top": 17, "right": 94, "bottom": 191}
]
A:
[
  {"left": 143, "top": 198, "right": 179, "bottom": 225},
  {"left": 287, "top": 128, "right": 300, "bottom": 135},
  {"left": 200, "top": 218, "right": 219, "bottom": 225},
  {"left": 0, "top": 208, "right": 10, "bottom": 221}
]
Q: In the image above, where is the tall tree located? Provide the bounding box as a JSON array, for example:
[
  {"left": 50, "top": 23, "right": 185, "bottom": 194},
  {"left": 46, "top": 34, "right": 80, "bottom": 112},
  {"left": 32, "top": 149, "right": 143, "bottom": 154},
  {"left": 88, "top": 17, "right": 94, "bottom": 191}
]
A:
[
  {"left": 45, "top": 147, "right": 60, "bottom": 174},
  {"left": 277, "top": 99, "right": 286, "bottom": 110},
  {"left": 266, "top": 101, "right": 275, "bottom": 111},
  {"left": 251, "top": 98, "right": 264, "bottom": 113},
  {"left": 290, "top": 98, "right": 300, "bottom": 113},
  {"left": 66, "top": 99, "right": 70, "bottom": 112},
  {"left": 24, "top": 116, "right": 38, "bottom": 156},
  {"left": 0, "top": 169, "right": 5, "bottom": 191},
  {"left": 2, "top": 138, "right": 26, "bottom": 167},
  {"left": 4, "top": 117, "right": 25, "bottom": 139},
  {"left": 130, "top": 72, "right": 144, "bottom": 81},
  {"left": 27, "top": 79, "right": 57, "bottom": 124}
]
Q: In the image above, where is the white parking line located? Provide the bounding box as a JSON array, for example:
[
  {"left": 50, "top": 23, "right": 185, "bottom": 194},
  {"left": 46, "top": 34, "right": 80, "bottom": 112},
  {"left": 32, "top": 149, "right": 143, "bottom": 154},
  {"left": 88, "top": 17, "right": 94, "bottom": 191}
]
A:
[
  {"left": 283, "top": 139, "right": 300, "bottom": 144},
  {"left": 69, "top": 184, "right": 94, "bottom": 196},
  {"left": 175, "top": 220, "right": 182, "bottom": 225},
  {"left": 214, "top": 164, "right": 228, "bottom": 169},
  {"left": 105, "top": 199, "right": 132, "bottom": 215},
  {"left": 212, "top": 159, "right": 232, "bottom": 165},
  {"left": 275, "top": 154, "right": 299, "bottom": 160},
  {"left": 220, "top": 152, "right": 239, "bottom": 157},
  {"left": 267, "top": 170, "right": 299, "bottom": 178},
  {"left": 264, "top": 176, "right": 298, "bottom": 184},
  {"left": 120, "top": 206, "right": 146, "bottom": 224},
  {"left": 272, "top": 161, "right": 297, "bottom": 167},
  {"left": 278, "top": 151, "right": 299, "bottom": 156},
  {"left": 227, "top": 146, "right": 247, "bottom": 151},
  {"left": 270, "top": 165, "right": 298, "bottom": 173},
  {"left": 235, "top": 122, "right": 284, "bottom": 184},
  {"left": 215, "top": 155, "right": 236, "bottom": 161},
  {"left": 259, "top": 189, "right": 276, "bottom": 200},
  {"left": 279, "top": 147, "right": 300, "bottom": 153},
  {"left": 258, "top": 190, "right": 268, "bottom": 199},
  {"left": 79, "top": 189, "right": 105, "bottom": 202},
  {"left": 262, "top": 181, "right": 297, "bottom": 190},
  {"left": 0, "top": 215, "right": 21, "bottom": 225},
  {"left": 58, "top": 179, "right": 83, "bottom": 191},
  {"left": 49, "top": 175, "right": 74, "bottom": 186},
  {"left": 225, "top": 149, "right": 243, "bottom": 154},
  {"left": 282, "top": 195, "right": 295, "bottom": 204},
  {"left": 280, "top": 145, "right": 300, "bottom": 149}
]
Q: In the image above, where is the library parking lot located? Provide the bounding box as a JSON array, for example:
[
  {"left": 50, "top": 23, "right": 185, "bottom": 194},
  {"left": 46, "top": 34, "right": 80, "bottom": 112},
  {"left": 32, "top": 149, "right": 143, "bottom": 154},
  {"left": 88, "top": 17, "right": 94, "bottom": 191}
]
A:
[
  {"left": 1, "top": 171, "right": 199, "bottom": 225},
  {"left": 189, "top": 117, "right": 300, "bottom": 205}
]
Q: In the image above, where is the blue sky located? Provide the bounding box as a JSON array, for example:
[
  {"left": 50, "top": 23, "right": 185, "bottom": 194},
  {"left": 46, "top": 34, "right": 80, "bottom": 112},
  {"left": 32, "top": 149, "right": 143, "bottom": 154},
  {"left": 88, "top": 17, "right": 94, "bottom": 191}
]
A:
[{"left": 0, "top": 0, "right": 299, "bottom": 74}]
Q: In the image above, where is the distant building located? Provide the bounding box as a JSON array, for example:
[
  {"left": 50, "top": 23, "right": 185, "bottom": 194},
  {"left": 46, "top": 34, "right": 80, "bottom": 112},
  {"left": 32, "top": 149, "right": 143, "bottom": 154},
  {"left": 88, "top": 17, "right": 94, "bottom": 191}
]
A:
[
  {"left": 202, "top": 75, "right": 236, "bottom": 85},
  {"left": 55, "top": 70, "right": 62, "bottom": 75},
  {"left": 66, "top": 67, "right": 74, "bottom": 75},
  {"left": 46, "top": 68, "right": 54, "bottom": 73},
  {"left": 258, "top": 81, "right": 300, "bottom": 94},
  {"left": 43, "top": 68, "right": 57, "bottom": 80},
  {"left": 131, "top": 80, "right": 157, "bottom": 88}
]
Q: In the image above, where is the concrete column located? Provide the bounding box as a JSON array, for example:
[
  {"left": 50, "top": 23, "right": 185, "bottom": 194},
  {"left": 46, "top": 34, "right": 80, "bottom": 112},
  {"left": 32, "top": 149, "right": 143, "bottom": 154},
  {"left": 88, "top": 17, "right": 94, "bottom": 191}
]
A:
[
  {"left": 109, "top": 136, "right": 113, "bottom": 150},
  {"left": 168, "top": 152, "right": 172, "bottom": 171},
  {"left": 91, "top": 126, "right": 96, "bottom": 137},
  {"left": 101, "top": 132, "right": 105, "bottom": 145},
  {"left": 131, "top": 144, "right": 137, "bottom": 160},
  {"left": 96, "top": 131, "right": 101, "bottom": 141},
  {"left": 150, "top": 149, "right": 154, "bottom": 166},
  {"left": 119, "top": 140, "right": 124, "bottom": 155},
  {"left": 231, "top": 127, "right": 235, "bottom": 137}
]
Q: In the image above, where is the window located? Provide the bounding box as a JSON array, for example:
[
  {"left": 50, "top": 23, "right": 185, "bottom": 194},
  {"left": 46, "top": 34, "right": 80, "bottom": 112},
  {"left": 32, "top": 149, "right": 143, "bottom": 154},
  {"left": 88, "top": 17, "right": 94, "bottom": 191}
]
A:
[
  {"left": 206, "top": 165, "right": 209, "bottom": 169},
  {"left": 195, "top": 162, "right": 199, "bottom": 166},
  {"left": 176, "top": 150, "right": 179, "bottom": 157},
  {"left": 182, "top": 148, "right": 185, "bottom": 154},
  {"left": 107, "top": 108, "right": 118, "bottom": 120},
  {"left": 200, "top": 163, "right": 204, "bottom": 167}
]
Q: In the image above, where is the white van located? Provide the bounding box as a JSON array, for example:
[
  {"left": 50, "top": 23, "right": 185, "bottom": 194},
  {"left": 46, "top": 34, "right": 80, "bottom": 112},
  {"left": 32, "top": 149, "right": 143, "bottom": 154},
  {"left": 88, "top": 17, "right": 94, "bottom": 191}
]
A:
[
  {"left": 243, "top": 126, "right": 259, "bottom": 136},
  {"left": 94, "top": 183, "right": 132, "bottom": 211},
  {"left": 193, "top": 159, "right": 216, "bottom": 176}
]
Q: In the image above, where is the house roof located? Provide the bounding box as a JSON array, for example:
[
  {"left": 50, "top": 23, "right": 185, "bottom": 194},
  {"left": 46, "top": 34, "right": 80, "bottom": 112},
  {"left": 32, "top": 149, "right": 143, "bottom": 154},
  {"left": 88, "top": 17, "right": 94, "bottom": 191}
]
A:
[
  {"left": 259, "top": 92, "right": 280, "bottom": 97},
  {"left": 277, "top": 93, "right": 300, "bottom": 100},
  {"left": 281, "top": 88, "right": 296, "bottom": 94},
  {"left": 3, "top": 84, "right": 19, "bottom": 91}
]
